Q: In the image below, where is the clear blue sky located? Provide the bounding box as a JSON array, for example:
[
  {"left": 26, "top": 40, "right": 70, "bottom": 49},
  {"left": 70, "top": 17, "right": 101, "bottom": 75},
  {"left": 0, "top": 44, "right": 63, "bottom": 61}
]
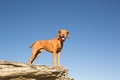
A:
[{"left": 0, "top": 0, "right": 120, "bottom": 80}]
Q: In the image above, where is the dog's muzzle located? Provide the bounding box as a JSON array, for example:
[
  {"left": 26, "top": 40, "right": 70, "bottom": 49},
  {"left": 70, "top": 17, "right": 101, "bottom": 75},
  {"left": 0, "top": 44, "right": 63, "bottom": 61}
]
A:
[{"left": 60, "top": 36, "right": 66, "bottom": 41}]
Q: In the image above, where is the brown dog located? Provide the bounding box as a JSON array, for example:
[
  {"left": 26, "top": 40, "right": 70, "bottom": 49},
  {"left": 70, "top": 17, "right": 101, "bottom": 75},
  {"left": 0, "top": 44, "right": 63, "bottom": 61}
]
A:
[{"left": 28, "top": 29, "right": 69, "bottom": 67}]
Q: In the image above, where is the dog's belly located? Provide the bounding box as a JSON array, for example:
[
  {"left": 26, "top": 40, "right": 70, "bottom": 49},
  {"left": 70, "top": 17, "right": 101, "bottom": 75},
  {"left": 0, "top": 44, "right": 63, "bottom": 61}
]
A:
[
  {"left": 43, "top": 45, "right": 62, "bottom": 53},
  {"left": 44, "top": 48, "right": 62, "bottom": 53}
]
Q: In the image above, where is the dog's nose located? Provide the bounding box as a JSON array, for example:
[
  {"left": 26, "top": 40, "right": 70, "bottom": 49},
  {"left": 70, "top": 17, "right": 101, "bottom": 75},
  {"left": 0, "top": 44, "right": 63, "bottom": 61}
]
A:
[{"left": 62, "top": 34, "right": 64, "bottom": 37}]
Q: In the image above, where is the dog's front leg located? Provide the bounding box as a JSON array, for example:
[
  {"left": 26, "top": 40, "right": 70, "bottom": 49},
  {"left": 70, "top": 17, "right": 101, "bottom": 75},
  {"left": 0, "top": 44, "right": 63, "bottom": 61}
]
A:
[
  {"left": 52, "top": 53, "right": 57, "bottom": 67},
  {"left": 57, "top": 52, "right": 61, "bottom": 67}
]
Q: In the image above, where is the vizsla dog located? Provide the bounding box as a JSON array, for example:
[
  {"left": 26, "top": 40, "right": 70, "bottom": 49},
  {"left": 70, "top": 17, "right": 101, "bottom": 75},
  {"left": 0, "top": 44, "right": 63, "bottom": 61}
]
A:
[{"left": 28, "top": 29, "right": 69, "bottom": 67}]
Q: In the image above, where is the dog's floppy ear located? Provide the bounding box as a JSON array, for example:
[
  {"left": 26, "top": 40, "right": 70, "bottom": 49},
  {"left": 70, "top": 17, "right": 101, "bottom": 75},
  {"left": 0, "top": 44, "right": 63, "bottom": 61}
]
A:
[
  {"left": 67, "top": 31, "right": 70, "bottom": 38},
  {"left": 58, "top": 30, "right": 61, "bottom": 36},
  {"left": 58, "top": 30, "right": 61, "bottom": 33}
]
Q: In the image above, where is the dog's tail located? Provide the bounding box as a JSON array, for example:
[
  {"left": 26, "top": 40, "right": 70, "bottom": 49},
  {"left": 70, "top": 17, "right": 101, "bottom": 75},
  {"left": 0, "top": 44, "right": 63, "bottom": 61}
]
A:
[{"left": 29, "top": 43, "right": 35, "bottom": 48}]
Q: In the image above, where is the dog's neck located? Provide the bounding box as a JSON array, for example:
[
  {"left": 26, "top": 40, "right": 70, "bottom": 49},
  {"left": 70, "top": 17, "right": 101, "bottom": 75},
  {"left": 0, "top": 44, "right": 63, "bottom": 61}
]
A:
[{"left": 57, "top": 36, "right": 65, "bottom": 43}]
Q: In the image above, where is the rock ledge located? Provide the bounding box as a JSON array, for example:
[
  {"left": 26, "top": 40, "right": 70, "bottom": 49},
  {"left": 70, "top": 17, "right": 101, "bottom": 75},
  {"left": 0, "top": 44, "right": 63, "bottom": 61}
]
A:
[{"left": 0, "top": 60, "right": 74, "bottom": 80}]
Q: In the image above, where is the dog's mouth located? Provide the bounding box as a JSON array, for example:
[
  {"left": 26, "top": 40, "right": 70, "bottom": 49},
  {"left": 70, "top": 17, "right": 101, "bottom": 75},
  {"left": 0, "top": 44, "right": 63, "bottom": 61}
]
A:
[{"left": 60, "top": 36, "right": 66, "bottom": 41}]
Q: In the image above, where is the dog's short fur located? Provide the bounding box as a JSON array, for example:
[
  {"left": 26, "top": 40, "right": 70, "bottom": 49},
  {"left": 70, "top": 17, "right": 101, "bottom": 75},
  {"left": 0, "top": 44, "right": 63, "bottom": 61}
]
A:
[{"left": 28, "top": 29, "right": 69, "bottom": 67}]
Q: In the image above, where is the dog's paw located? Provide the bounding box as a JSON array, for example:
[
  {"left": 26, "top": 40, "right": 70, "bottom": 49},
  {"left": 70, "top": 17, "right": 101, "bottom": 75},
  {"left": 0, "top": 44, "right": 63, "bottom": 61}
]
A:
[{"left": 52, "top": 65, "right": 64, "bottom": 69}]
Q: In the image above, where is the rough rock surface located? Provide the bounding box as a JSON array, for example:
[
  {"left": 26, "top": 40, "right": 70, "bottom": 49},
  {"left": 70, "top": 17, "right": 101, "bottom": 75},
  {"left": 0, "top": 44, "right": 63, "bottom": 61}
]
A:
[{"left": 0, "top": 60, "right": 74, "bottom": 80}]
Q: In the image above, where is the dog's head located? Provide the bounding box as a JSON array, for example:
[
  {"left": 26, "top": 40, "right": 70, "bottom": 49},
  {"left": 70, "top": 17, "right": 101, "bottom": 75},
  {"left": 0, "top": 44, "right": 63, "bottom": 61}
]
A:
[{"left": 58, "top": 29, "right": 70, "bottom": 41}]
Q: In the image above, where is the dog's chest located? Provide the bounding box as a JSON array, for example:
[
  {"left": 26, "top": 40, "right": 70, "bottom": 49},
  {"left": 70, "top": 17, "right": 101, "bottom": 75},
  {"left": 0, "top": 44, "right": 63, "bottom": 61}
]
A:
[{"left": 56, "top": 40, "right": 63, "bottom": 53}]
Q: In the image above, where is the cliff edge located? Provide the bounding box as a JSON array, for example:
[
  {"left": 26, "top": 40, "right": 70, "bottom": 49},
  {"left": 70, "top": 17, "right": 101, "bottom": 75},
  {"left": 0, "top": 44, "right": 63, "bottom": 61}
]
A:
[{"left": 0, "top": 60, "right": 74, "bottom": 80}]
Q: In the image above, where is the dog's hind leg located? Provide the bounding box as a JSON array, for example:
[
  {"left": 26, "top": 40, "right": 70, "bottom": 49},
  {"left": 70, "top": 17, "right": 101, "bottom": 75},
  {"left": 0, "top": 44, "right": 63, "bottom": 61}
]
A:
[
  {"left": 34, "top": 50, "right": 41, "bottom": 62},
  {"left": 28, "top": 49, "right": 41, "bottom": 65}
]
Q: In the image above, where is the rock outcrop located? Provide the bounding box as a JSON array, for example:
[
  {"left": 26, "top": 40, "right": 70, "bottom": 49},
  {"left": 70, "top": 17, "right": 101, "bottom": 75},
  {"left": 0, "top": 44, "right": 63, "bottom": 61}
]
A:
[{"left": 0, "top": 60, "right": 74, "bottom": 80}]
